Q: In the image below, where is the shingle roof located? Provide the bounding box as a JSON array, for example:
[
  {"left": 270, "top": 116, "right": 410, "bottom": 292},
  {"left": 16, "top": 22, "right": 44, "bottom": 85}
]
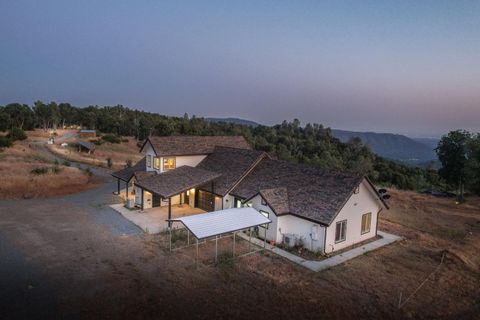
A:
[
  {"left": 196, "top": 146, "right": 267, "bottom": 196},
  {"left": 135, "top": 165, "right": 222, "bottom": 198},
  {"left": 259, "top": 188, "right": 290, "bottom": 215},
  {"left": 112, "top": 157, "right": 147, "bottom": 182},
  {"left": 231, "top": 159, "right": 365, "bottom": 225},
  {"left": 142, "top": 135, "right": 251, "bottom": 156}
]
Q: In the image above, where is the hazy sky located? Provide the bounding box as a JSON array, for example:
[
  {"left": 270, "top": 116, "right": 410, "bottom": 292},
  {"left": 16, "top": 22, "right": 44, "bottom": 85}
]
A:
[{"left": 1, "top": 1, "right": 479, "bottom": 137}]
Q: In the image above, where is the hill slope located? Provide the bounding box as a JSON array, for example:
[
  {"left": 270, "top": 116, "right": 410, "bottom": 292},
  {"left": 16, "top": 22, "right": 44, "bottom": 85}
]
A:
[
  {"left": 331, "top": 129, "right": 437, "bottom": 165},
  {"left": 206, "top": 117, "right": 259, "bottom": 127}
]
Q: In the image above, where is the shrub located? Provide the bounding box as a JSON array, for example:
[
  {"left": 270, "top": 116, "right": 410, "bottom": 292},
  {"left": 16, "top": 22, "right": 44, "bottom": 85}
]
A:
[
  {"left": 126, "top": 159, "right": 132, "bottom": 168},
  {"left": 7, "top": 127, "right": 27, "bottom": 141},
  {"left": 51, "top": 166, "right": 61, "bottom": 174},
  {"left": 63, "top": 160, "right": 71, "bottom": 167},
  {"left": 101, "top": 134, "right": 121, "bottom": 144},
  {"left": 106, "top": 157, "right": 112, "bottom": 168},
  {"left": 31, "top": 167, "right": 49, "bottom": 175},
  {"left": 92, "top": 139, "right": 104, "bottom": 146},
  {"left": 54, "top": 159, "right": 59, "bottom": 165},
  {"left": 121, "top": 138, "right": 129, "bottom": 143},
  {"left": 0, "top": 136, "right": 12, "bottom": 148},
  {"left": 84, "top": 167, "right": 93, "bottom": 177}
]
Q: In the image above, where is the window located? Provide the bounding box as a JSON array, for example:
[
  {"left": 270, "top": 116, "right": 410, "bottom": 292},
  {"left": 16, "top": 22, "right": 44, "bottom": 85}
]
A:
[
  {"left": 234, "top": 198, "right": 242, "bottom": 208},
  {"left": 335, "top": 220, "right": 347, "bottom": 243},
  {"left": 146, "top": 155, "right": 152, "bottom": 168},
  {"left": 163, "top": 157, "right": 175, "bottom": 171},
  {"left": 153, "top": 157, "right": 160, "bottom": 170},
  {"left": 354, "top": 186, "right": 359, "bottom": 194},
  {"left": 261, "top": 197, "right": 267, "bottom": 206},
  {"left": 260, "top": 210, "right": 269, "bottom": 229},
  {"left": 361, "top": 212, "right": 372, "bottom": 234}
]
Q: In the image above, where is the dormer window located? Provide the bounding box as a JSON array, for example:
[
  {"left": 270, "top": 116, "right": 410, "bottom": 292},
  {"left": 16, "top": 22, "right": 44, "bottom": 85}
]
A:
[
  {"left": 153, "top": 157, "right": 160, "bottom": 170},
  {"left": 146, "top": 155, "right": 152, "bottom": 168},
  {"left": 163, "top": 157, "right": 176, "bottom": 171}
]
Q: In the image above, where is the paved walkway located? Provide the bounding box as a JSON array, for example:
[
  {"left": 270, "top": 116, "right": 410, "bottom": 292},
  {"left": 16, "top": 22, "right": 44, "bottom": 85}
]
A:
[{"left": 238, "top": 231, "right": 402, "bottom": 272}]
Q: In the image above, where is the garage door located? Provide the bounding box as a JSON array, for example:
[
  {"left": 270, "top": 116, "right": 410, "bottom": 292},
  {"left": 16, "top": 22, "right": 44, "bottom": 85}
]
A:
[{"left": 196, "top": 190, "right": 215, "bottom": 212}]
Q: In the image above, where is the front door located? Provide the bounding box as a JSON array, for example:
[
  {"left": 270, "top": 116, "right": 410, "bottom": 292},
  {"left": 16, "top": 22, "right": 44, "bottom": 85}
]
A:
[
  {"left": 152, "top": 193, "right": 161, "bottom": 207},
  {"left": 196, "top": 190, "right": 215, "bottom": 212}
]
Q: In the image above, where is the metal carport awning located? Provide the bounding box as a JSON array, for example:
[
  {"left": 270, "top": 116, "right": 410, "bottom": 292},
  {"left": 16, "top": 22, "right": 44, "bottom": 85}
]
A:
[
  {"left": 170, "top": 207, "right": 270, "bottom": 240},
  {"left": 168, "top": 207, "right": 271, "bottom": 267}
]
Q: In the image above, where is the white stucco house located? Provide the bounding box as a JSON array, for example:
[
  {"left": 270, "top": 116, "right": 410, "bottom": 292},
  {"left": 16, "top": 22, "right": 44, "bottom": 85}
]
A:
[{"left": 112, "top": 135, "right": 388, "bottom": 254}]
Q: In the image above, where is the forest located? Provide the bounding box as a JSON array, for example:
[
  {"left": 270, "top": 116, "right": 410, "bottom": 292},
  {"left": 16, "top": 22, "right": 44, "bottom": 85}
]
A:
[{"left": 1, "top": 101, "right": 477, "bottom": 195}]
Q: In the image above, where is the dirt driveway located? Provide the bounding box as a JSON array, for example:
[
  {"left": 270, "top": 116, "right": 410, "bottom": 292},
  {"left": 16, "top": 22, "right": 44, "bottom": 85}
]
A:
[{"left": 0, "top": 180, "right": 479, "bottom": 319}]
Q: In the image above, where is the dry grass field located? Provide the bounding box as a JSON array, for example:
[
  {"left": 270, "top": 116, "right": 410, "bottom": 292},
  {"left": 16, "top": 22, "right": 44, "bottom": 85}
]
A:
[
  {"left": 0, "top": 131, "right": 96, "bottom": 199},
  {"left": 46, "top": 131, "right": 142, "bottom": 169}
]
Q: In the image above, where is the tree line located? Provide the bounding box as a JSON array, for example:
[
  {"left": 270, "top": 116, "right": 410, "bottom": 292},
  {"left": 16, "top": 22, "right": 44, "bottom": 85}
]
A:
[{"left": 1, "top": 101, "right": 478, "bottom": 196}]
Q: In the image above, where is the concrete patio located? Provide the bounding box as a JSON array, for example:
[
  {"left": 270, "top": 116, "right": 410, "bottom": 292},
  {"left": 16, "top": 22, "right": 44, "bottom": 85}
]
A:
[{"left": 110, "top": 203, "right": 205, "bottom": 234}]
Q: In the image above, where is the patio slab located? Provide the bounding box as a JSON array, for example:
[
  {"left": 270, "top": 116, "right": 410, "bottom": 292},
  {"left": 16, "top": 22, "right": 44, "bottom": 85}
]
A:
[{"left": 110, "top": 203, "right": 205, "bottom": 234}]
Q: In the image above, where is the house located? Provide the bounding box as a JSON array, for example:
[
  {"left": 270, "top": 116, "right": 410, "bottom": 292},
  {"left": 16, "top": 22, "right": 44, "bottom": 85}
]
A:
[{"left": 112, "top": 135, "right": 388, "bottom": 254}]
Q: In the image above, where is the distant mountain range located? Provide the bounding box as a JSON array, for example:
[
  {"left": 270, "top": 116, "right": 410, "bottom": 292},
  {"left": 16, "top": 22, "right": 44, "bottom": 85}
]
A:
[
  {"left": 331, "top": 130, "right": 439, "bottom": 166},
  {"left": 206, "top": 117, "right": 439, "bottom": 167}
]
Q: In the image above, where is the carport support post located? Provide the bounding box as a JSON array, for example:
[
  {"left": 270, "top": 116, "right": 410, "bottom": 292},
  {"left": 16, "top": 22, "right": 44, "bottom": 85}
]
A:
[
  {"left": 169, "top": 227, "right": 172, "bottom": 252},
  {"left": 215, "top": 236, "right": 218, "bottom": 264},
  {"left": 249, "top": 228, "right": 252, "bottom": 252},
  {"left": 233, "top": 232, "right": 236, "bottom": 257},
  {"left": 117, "top": 179, "right": 120, "bottom": 195},
  {"left": 196, "top": 238, "right": 199, "bottom": 269}
]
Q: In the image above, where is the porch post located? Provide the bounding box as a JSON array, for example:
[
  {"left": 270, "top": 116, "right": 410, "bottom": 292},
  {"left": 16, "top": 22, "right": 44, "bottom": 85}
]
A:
[
  {"left": 264, "top": 225, "right": 267, "bottom": 248},
  {"left": 125, "top": 181, "right": 129, "bottom": 199},
  {"left": 117, "top": 179, "right": 120, "bottom": 195},
  {"left": 168, "top": 197, "right": 172, "bottom": 228},
  {"left": 141, "top": 188, "right": 144, "bottom": 211}
]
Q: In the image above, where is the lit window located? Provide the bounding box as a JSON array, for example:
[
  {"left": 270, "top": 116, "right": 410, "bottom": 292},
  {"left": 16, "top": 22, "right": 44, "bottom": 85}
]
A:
[
  {"left": 153, "top": 157, "right": 160, "bottom": 170},
  {"left": 260, "top": 210, "right": 269, "bottom": 229},
  {"left": 163, "top": 157, "right": 175, "bottom": 171},
  {"left": 146, "top": 155, "right": 152, "bottom": 168},
  {"left": 361, "top": 212, "right": 372, "bottom": 234},
  {"left": 335, "top": 220, "right": 347, "bottom": 243}
]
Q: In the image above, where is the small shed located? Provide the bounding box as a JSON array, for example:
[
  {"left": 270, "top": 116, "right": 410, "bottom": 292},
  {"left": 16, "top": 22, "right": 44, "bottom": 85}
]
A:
[
  {"left": 79, "top": 129, "right": 96, "bottom": 138},
  {"left": 76, "top": 139, "right": 95, "bottom": 154}
]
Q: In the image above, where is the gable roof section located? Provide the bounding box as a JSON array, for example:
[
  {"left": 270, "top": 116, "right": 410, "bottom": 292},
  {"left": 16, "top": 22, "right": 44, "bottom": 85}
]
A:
[
  {"left": 135, "top": 165, "right": 222, "bottom": 198},
  {"left": 112, "top": 157, "right": 147, "bottom": 182},
  {"left": 195, "top": 146, "right": 267, "bottom": 196},
  {"left": 140, "top": 135, "right": 251, "bottom": 156},
  {"left": 259, "top": 188, "right": 290, "bottom": 215},
  {"left": 232, "top": 159, "right": 370, "bottom": 225}
]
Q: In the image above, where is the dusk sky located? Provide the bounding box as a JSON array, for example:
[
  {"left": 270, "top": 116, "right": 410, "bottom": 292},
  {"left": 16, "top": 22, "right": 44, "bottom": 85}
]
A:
[{"left": 1, "top": 1, "right": 479, "bottom": 137}]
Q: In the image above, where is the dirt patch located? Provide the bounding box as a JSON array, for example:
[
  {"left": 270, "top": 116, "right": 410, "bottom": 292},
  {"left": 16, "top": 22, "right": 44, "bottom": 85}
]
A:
[{"left": 0, "top": 186, "right": 479, "bottom": 319}]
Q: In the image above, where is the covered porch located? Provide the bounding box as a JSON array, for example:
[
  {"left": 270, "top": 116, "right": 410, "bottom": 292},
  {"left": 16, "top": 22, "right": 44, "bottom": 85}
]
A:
[{"left": 134, "top": 165, "right": 222, "bottom": 226}]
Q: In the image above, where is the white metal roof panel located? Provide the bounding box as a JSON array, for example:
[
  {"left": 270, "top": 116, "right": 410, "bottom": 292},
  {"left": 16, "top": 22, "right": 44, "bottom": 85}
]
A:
[{"left": 171, "top": 207, "right": 271, "bottom": 239}]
